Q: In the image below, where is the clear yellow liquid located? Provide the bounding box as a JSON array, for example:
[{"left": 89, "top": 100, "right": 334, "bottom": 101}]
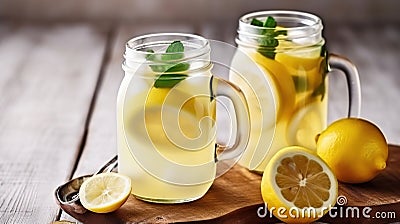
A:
[
  {"left": 230, "top": 45, "right": 328, "bottom": 172},
  {"left": 117, "top": 71, "right": 217, "bottom": 203}
]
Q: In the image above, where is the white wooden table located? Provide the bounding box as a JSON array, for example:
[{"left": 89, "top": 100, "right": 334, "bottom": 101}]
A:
[{"left": 0, "top": 22, "right": 399, "bottom": 223}]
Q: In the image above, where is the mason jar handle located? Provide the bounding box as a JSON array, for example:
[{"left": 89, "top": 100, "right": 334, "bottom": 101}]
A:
[
  {"left": 328, "top": 54, "right": 361, "bottom": 117},
  {"left": 211, "top": 76, "right": 251, "bottom": 161}
]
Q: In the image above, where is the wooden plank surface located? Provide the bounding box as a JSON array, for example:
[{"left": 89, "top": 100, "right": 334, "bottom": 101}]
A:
[
  {"left": 0, "top": 24, "right": 108, "bottom": 223},
  {"left": 60, "top": 145, "right": 400, "bottom": 224}
]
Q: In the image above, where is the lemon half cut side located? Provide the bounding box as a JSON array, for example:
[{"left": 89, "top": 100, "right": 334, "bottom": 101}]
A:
[
  {"left": 79, "top": 173, "right": 132, "bottom": 213},
  {"left": 261, "top": 146, "right": 338, "bottom": 223}
]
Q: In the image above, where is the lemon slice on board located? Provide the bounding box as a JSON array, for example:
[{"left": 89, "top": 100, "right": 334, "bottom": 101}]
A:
[
  {"left": 79, "top": 173, "right": 132, "bottom": 213},
  {"left": 261, "top": 146, "right": 338, "bottom": 223}
]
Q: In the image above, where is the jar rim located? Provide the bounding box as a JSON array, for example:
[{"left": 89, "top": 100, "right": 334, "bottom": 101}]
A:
[
  {"left": 123, "top": 33, "right": 211, "bottom": 73},
  {"left": 124, "top": 33, "right": 210, "bottom": 63},
  {"left": 239, "top": 10, "right": 322, "bottom": 32},
  {"left": 236, "top": 10, "right": 324, "bottom": 48}
]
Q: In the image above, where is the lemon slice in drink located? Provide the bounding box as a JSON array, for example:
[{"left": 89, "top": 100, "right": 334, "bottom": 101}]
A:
[
  {"left": 145, "top": 86, "right": 208, "bottom": 139},
  {"left": 251, "top": 52, "right": 296, "bottom": 121},
  {"left": 145, "top": 86, "right": 205, "bottom": 119},
  {"left": 145, "top": 87, "right": 171, "bottom": 106},
  {"left": 275, "top": 50, "right": 321, "bottom": 71},
  {"left": 143, "top": 84, "right": 215, "bottom": 164},
  {"left": 79, "top": 173, "right": 132, "bottom": 213},
  {"left": 287, "top": 102, "right": 325, "bottom": 149},
  {"left": 275, "top": 46, "right": 324, "bottom": 92},
  {"left": 261, "top": 146, "right": 338, "bottom": 223}
]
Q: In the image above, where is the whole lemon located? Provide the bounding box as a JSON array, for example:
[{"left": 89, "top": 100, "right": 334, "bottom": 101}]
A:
[{"left": 316, "top": 118, "right": 388, "bottom": 184}]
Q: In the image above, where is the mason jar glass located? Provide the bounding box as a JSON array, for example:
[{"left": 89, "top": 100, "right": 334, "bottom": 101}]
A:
[
  {"left": 118, "top": 33, "right": 251, "bottom": 203},
  {"left": 230, "top": 11, "right": 361, "bottom": 172}
]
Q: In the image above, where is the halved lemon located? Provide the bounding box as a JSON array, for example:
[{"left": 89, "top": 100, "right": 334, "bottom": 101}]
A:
[
  {"left": 261, "top": 146, "right": 338, "bottom": 223},
  {"left": 79, "top": 173, "right": 132, "bottom": 213}
]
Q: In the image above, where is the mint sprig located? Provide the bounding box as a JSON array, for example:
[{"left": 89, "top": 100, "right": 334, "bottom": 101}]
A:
[
  {"left": 250, "top": 17, "right": 286, "bottom": 59},
  {"left": 162, "top": 41, "right": 184, "bottom": 60},
  {"left": 312, "top": 44, "right": 329, "bottom": 101},
  {"left": 250, "top": 18, "right": 263, "bottom": 27},
  {"left": 146, "top": 41, "right": 189, "bottom": 88}
]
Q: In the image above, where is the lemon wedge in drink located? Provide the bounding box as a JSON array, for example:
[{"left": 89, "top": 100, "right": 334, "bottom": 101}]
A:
[
  {"left": 251, "top": 52, "right": 296, "bottom": 121},
  {"left": 145, "top": 86, "right": 206, "bottom": 118},
  {"left": 145, "top": 87, "right": 171, "bottom": 106},
  {"left": 287, "top": 102, "right": 326, "bottom": 149},
  {"left": 275, "top": 44, "right": 324, "bottom": 92},
  {"left": 79, "top": 173, "right": 131, "bottom": 213},
  {"left": 145, "top": 86, "right": 209, "bottom": 139},
  {"left": 275, "top": 50, "right": 321, "bottom": 71},
  {"left": 261, "top": 146, "right": 338, "bottom": 223}
]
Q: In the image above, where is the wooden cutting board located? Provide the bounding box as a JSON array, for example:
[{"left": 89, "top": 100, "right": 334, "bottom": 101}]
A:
[{"left": 60, "top": 145, "right": 400, "bottom": 223}]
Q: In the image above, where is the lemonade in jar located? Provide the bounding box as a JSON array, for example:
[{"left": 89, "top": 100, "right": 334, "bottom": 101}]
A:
[
  {"left": 230, "top": 11, "right": 361, "bottom": 172},
  {"left": 118, "top": 33, "right": 250, "bottom": 203}
]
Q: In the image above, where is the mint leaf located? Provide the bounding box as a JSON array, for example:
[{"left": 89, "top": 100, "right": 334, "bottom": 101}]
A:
[
  {"left": 166, "top": 62, "right": 190, "bottom": 72},
  {"left": 154, "top": 62, "right": 189, "bottom": 88},
  {"left": 292, "top": 75, "right": 308, "bottom": 92},
  {"left": 153, "top": 74, "right": 187, "bottom": 88},
  {"left": 145, "top": 40, "right": 189, "bottom": 88},
  {"left": 166, "top": 40, "right": 184, "bottom": 53},
  {"left": 250, "top": 18, "right": 264, "bottom": 27},
  {"left": 259, "top": 49, "right": 276, "bottom": 59},
  {"left": 154, "top": 61, "right": 189, "bottom": 88},
  {"left": 275, "top": 30, "right": 287, "bottom": 36},
  {"left": 149, "top": 64, "right": 169, "bottom": 73},
  {"left": 146, "top": 49, "right": 155, "bottom": 60},
  {"left": 312, "top": 44, "right": 329, "bottom": 101},
  {"left": 264, "top": 16, "right": 277, "bottom": 28},
  {"left": 250, "top": 16, "right": 286, "bottom": 59},
  {"left": 162, "top": 41, "right": 185, "bottom": 61},
  {"left": 311, "top": 81, "right": 326, "bottom": 101},
  {"left": 149, "top": 62, "right": 189, "bottom": 73}
]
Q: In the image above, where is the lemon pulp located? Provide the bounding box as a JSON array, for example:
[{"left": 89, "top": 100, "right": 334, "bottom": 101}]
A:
[
  {"left": 276, "top": 154, "right": 332, "bottom": 208},
  {"left": 79, "top": 173, "right": 132, "bottom": 213},
  {"left": 261, "top": 146, "right": 338, "bottom": 223}
]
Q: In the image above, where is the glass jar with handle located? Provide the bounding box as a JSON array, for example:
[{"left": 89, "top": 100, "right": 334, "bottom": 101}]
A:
[
  {"left": 230, "top": 10, "right": 361, "bottom": 172},
  {"left": 118, "top": 33, "right": 251, "bottom": 203}
]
